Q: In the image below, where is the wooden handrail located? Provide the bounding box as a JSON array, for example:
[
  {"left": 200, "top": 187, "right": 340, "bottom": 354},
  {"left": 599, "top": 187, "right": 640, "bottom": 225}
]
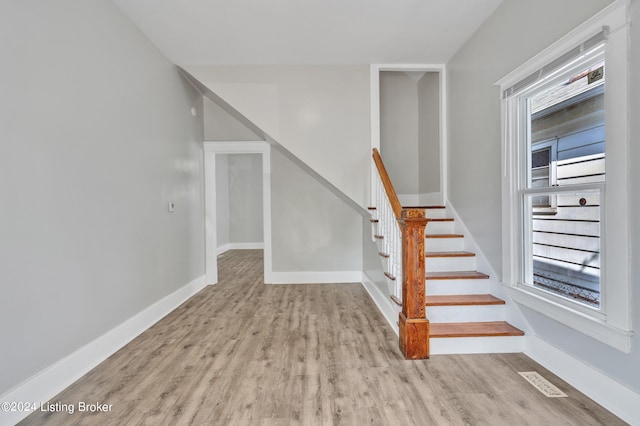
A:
[{"left": 372, "top": 148, "right": 402, "bottom": 219}]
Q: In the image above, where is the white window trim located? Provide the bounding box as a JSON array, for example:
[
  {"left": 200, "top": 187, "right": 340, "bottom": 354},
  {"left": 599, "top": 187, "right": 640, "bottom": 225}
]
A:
[{"left": 496, "top": 0, "right": 632, "bottom": 352}]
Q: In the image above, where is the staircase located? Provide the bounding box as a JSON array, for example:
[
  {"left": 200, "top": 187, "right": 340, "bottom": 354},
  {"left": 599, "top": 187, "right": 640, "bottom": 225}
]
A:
[
  {"left": 370, "top": 148, "right": 523, "bottom": 357},
  {"left": 370, "top": 204, "right": 524, "bottom": 355}
]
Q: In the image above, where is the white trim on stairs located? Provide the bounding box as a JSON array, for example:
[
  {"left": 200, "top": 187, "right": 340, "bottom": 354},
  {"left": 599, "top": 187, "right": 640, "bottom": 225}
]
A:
[
  {"left": 444, "top": 202, "right": 533, "bottom": 336},
  {"left": 362, "top": 272, "right": 400, "bottom": 335},
  {"left": 0, "top": 275, "right": 207, "bottom": 426},
  {"left": 430, "top": 336, "right": 523, "bottom": 355}
]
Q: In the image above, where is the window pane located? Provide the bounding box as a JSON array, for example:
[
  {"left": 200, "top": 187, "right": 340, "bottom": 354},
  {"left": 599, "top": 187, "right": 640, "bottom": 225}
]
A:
[
  {"left": 532, "top": 148, "right": 550, "bottom": 168},
  {"left": 528, "top": 62, "right": 605, "bottom": 190},
  {"left": 527, "top": 190, "right": 601, "bottom": 307}
]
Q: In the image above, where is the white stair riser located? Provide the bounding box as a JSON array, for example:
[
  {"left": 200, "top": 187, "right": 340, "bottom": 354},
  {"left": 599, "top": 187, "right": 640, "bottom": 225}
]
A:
[
  {"left": 430, "top": 336, "right": 524, "bottom": 355},
  {"left": 426, "top": 256, "right": 476, "bottom": 272},
  {"left": 424, "top": 237, "right": 465, "bottom": 252},
  {"left": 427, "top": 305, "right": 505, "bottom": 322},
  {"left": 426, "top": 279, "right": 490, "bottom": 295},
  {"left": 424, "top": 208, "right": 448, "bottom": 219},
  {"left": 425, "top": 221, "right": 456, "bottom": 234}
]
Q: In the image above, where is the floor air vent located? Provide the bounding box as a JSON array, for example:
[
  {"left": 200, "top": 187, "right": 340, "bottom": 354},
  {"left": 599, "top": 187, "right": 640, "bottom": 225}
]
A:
[{"left": 518, "top": 371, "right": 568, "bottom": 397}]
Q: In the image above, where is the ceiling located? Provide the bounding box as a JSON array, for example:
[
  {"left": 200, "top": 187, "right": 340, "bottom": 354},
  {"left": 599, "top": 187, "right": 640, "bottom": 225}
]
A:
[{"left": 111, "top": 0, "right": 502, "bottom": 65}]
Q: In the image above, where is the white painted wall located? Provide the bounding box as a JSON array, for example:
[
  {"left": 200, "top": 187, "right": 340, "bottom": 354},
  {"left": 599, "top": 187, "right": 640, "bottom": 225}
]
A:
[
  {"left": 380, "top": 72, "right": 420, "bottom": 195},
  {"left": 417, "top": 73, "right": 440, "bottom": 197},
  {"left": 228, "top": 154, "right": 263, "bottom": 244},
  {"left": 271, "top": 149, "right": 362, "bottom": 272},
  {"left": 216, "top": 154, "right": 231, "bottom": 250},
  {"left": 0, "top": 0, "right": 204, "bottom": 398},
  {"left": 185, "top": 65, "right": 371, "bottom": 207},
  {"left": 447, "top": 0, "right": 640, "bottom": 394}
]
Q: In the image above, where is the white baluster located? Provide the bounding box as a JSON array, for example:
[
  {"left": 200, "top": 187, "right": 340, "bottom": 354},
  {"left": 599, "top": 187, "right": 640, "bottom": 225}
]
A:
[{"left": 372, "top": 162, "right": 404, "bottom": 304}]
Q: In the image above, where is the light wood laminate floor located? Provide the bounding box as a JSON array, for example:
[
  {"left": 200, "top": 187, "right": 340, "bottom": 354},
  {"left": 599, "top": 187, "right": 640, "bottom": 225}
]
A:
[{"left": 21, "top": 250, "right": 625, "bottom": 425}]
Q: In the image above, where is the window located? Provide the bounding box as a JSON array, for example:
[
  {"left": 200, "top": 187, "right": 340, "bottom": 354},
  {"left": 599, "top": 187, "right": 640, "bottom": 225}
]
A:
[
  {"left": 526, "top": 63, "right": 605, "bottom": 308},
  {"left": 497, "top": 0, "right": 632, "bottom": 352}
]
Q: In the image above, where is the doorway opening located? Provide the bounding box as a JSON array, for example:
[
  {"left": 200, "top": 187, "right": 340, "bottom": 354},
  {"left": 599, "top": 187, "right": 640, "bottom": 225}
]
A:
[
  {"left": 370, "top": 65, "right": 446, "bottom": 206},
  {"left": 204, "top": 142, "right": 272, "bottom": 285}
]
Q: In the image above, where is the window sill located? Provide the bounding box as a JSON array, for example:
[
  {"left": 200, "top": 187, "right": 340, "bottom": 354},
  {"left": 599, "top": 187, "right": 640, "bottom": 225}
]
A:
[{"left": 503, "top": 284, "right": 633, "bottom": 353}]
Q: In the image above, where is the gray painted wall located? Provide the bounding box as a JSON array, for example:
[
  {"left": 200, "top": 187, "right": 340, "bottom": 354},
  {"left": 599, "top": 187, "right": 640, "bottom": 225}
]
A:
[
  {"left": 271, "top": 149, "right": 362, "bottom": 272},
  {"left": 446, "top": 0, "right": 615, "bottom": 275},
  {"left": 200, "top": 72, "right": 363, "bottom": 271},
  {"left": 216, "top": 154, "right": 231, "bottom": 249},
  {"left": 204, "top": 97, "right": 262, "bottom": 141},
  {"left": 186, "top": 65, "right": 372, "bottom": 207},
  {"left": 417, "top": 73, "right": 440, "bottom": 196},
  {"left": 447, "top": 0, "right": 640, "bottom": 392},
  {"left": 228, "top": 154, "right": 263, "bottom": 244},
  {"left": 0, "top": 0, "right": 204, "bottom": 396},
  {"left": 380, "top": 71, "right": 441, "bottom": 198},
  {"left": 214, "top": 154, "right": 264, "bottom": 249},
  {"left": 629, "top": 0, "right": 640, "bottom": 392},
  {"left": 380, "top": 72, "right": 420, "bottom": 195}
]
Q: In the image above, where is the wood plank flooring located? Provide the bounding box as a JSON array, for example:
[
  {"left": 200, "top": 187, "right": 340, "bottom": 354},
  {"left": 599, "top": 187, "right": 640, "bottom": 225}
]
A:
[{"left": 20, "top": 250, "right": 625, "bottom": 425}]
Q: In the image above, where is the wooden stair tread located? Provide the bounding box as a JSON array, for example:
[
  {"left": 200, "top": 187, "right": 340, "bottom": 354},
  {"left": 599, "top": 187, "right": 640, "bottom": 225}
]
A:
[
  {"left": 426, "top": 271, "right": 489, "bottom": 280},
  {"left": 430, "top": 321, "right": 524, "bottom": 338},
  {"left": 425, "top": 233, "right": 464, "bottom": 238},
  {"left": 426, "top": 251, "right": 475, "bottom": 258},
  {"left": 426, "top": 294, "right": 505, "bottom": 306},
  {"left": 403, "top": 205, "right": 445, "bottom": 209},
  {"left": 427, "top": 217, "right": 454, "bottom": 222}
]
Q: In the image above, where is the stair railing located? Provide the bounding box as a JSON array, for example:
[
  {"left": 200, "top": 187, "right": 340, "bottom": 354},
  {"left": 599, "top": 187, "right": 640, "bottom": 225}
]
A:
[
  {"left": 372, "top": 149, "right": 403, "bottom": 301},
  {"left": 372, "top": 148, "right": 430, "bottom": 359}
]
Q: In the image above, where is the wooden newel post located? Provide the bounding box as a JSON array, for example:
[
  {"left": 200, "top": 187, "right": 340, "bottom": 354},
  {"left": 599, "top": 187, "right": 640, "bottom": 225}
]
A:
[{"left": 398, "top": 208, "right": 430, "bottom": 359}]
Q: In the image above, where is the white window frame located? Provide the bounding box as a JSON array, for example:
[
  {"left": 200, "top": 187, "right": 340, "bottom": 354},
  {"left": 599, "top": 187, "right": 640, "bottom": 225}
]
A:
[
  {"left": 530, "top": 139, "right": 558, "bottom": 213},
  {"left": 496, "top": 0, "right": 632, "bottom": 352}
]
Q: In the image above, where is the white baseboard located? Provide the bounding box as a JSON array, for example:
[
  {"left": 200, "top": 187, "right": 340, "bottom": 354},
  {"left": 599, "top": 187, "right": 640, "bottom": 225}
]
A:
[
  {"left": 0, "top": 275, "right": 206, "bottom": 426},
  {"left": 267, "top": 271, "right": 362, "bottom": 284},
  {"left": 216, "top": 243, "right": 231, "bottom": 255},
  {"left": 217, "top": 242, "right": 264, "bottom": 255},
  {"left": 524, "top": 336, "right": 640, "bottom": 424},
  {"left": 362, "top": 273, "right": 400, "bottom": 335}
]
